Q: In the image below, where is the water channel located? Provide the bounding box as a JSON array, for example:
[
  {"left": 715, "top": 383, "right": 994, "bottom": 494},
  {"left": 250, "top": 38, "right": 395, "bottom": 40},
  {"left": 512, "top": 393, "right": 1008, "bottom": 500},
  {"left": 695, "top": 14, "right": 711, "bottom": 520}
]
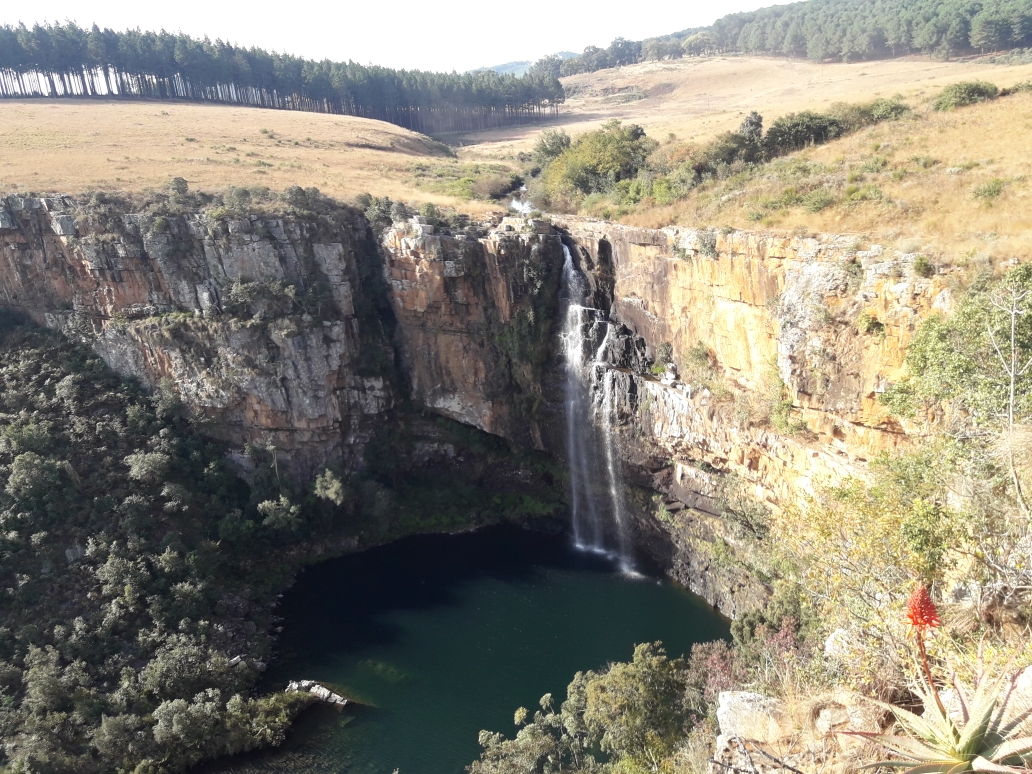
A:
[{"left": 204, "top": 524, "right": 729, "bottom": 774}]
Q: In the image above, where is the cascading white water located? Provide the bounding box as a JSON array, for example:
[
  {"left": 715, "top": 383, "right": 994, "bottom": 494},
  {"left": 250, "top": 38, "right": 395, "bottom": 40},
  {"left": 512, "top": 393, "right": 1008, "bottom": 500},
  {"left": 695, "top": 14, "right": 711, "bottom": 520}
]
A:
[
  {"left": 598, "top": 369, "right": 634, "bottom": 573},
  {"left": 560, "top": 244, "right": 634, "bottom": 571}
]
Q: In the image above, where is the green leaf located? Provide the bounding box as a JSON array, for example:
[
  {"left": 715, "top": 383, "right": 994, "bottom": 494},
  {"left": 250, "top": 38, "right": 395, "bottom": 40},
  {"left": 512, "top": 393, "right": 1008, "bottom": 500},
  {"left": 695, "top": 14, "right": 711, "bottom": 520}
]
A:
[
  {"left": 984, "top": 736, "right": 1032, "bottom": 762},
  {"left": 844, "top": 732, "right": 956, "bottom": 762},
  {"left": 903, "top": 763, "right": 970, "bottom": 774},
  {"left": 971, "top": 755, "right": 1023, "bottom": 773}
]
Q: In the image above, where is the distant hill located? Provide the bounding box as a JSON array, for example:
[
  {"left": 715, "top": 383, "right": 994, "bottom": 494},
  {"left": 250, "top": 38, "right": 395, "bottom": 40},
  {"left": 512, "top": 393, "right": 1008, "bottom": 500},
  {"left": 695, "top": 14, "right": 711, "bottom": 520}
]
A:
[
  {"left": 477, "top": 52, "right": 577, "bottom": 76},
  {"left": 555, "top": 0, "right": 1032, "bottom": 77}
]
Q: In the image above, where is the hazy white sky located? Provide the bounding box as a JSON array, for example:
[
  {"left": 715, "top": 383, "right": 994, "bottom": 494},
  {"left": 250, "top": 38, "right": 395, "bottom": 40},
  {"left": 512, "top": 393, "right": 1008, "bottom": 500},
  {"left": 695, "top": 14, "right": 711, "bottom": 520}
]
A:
[{"left": 0, "top": 0, "right": 774, "bottom": 72}]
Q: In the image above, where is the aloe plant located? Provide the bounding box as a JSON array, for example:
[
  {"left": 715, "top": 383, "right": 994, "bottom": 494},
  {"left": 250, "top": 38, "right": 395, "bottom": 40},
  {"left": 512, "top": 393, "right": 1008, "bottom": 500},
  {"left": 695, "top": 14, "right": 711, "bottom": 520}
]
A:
[
  {"left": 851, "top": 666, "right": 1032, "bottom": 773},
  {"left": 847, "top": 585, "right": 1032, "bottom": 773}
]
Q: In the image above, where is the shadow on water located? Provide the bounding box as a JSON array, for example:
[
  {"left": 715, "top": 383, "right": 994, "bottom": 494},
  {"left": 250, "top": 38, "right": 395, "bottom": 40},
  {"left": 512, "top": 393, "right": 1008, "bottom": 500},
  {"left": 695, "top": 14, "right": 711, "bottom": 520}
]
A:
[
  {"left": 200, "top": 523, "right": 729, "bottom": 774},
  {"left": 275, "top": 524, "right": 634, "bottom": 659}
]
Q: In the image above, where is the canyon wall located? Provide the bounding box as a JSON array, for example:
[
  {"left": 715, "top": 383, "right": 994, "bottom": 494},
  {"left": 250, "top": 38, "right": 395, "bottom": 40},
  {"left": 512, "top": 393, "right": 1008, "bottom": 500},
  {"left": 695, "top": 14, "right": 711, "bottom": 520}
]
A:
[
  {"left": 0, "top": 194, "right": 945, "bottom": 615},
  {"left": 552, "top": 215, "right": 947, "bottom": 507}
]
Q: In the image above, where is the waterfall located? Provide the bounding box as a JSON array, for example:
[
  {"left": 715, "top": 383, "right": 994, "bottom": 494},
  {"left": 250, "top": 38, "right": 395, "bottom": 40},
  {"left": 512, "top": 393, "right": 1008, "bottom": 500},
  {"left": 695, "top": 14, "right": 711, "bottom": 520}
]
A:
[{"left": 560, "top": 244, "right": 634, "bottom": 572}]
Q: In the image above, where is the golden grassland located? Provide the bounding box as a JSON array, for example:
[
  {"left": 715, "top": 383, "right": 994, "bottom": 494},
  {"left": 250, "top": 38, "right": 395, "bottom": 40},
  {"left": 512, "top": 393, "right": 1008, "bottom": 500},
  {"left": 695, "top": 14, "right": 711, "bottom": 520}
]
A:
[
  {"left": 624, "top": 90, "right": 1032, "bottom": 269},
  {"left": 3, "top": 54, "right": 1032, "bottom": 248},
  {"left": 0, "top": 99, "right": 501, "bottom": 213},
  {"left": 459, "top": 54, "right": 1032, "bottom": 157}
]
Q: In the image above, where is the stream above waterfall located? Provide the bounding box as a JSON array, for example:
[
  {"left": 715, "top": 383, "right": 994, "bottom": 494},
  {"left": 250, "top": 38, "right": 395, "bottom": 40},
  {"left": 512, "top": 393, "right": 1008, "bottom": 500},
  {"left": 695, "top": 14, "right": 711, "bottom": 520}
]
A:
[{"left": 200, "top": 524, "right": 729, "bottom": 774}]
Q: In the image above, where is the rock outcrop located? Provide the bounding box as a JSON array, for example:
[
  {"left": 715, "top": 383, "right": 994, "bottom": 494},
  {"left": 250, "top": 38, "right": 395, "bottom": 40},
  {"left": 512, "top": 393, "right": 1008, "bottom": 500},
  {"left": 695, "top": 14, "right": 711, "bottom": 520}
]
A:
[
  {"left": 0, "top": 194, "right": 393, "bottom": 478},
  {"left": 711, "top": 689, "right": 882, "bottom": 774}
]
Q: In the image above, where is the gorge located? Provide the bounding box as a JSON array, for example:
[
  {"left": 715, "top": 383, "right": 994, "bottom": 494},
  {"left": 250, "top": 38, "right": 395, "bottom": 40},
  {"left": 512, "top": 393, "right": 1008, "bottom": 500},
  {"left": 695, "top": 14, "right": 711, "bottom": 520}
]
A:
[
  {"left": 0, "top": 192, "right": 944, "bottom": 614},
  {"left": 0, "top": 190, "right": 950, "bottom": 771}
]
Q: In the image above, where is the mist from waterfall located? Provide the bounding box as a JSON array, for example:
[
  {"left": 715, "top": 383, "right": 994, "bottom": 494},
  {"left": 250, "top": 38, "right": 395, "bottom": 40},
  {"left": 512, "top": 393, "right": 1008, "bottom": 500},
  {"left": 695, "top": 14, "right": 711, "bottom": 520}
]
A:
[{"left": 560, "top": 244, "right": 634, "bottom": 573}]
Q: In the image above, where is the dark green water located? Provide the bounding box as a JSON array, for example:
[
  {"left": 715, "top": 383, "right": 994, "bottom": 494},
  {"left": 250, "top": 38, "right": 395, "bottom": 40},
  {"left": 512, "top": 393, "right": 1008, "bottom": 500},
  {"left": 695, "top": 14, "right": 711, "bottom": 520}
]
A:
[{"left": 206, "top": 524, "right": 729, "bottom": 774}]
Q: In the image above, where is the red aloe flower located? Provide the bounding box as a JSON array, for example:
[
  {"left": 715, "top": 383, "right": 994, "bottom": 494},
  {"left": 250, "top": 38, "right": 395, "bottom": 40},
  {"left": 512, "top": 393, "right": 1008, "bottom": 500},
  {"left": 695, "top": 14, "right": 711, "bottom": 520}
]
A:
[
  {"left": 906, "top": 583, "right": 945, "bottom": 716},
  {"left": 906, "top": 583, "right": 941, "bottom": 632}
]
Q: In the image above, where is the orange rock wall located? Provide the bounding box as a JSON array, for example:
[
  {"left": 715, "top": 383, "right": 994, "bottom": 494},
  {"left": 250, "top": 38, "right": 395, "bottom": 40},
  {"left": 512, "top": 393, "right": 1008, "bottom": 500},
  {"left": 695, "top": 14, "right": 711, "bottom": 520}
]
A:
[{"left": 553, "top": 216, "right": 946, "bottom": 511}]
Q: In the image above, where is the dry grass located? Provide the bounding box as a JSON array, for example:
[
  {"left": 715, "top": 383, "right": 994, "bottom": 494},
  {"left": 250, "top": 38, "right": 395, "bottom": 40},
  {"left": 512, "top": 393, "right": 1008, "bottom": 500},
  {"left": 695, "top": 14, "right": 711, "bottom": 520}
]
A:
[
  {"left": 4, "top": 54, "right": 1032, "bottom": 234},
  {"left": 0, "top": 99, "right": 502, "bottom": 213},
  {"left": 624, "top": 91, "right": 1032, "bottom": 268},
  {"left": 459, "top": 55, "right": 1032, "bottom": 159}
]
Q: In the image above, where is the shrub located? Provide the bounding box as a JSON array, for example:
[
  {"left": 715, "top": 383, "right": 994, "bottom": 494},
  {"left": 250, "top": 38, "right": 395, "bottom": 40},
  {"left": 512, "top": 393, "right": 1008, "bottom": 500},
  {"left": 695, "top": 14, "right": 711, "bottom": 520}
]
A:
[
  {"left": 536, "top": 120, "right": 658, "bottom": 208},
  {"left": 974, "top": 178, "right": 1007, "bottom": 201},
  {"left": 913, "top": 255, "right": 936, "bottom": 278},
  {"left": 283, "top": 185, "right": 308, "bottom": 209},
  {"left": 764, "top": 111, "right": 843, "bottom": 155},
  {"left": 418, "top": 202, "right": 443, "bottom": 225},
  {"left": 869, "top": 97, "right": 911, "bottom": 121},
  {"left": 802, "top": 188, "right": 836, "bottom": 212},
  {"left": 830, "top": 98, "right": 909, "bottom": 132},
  {"left": 857, "top": 309, "right": 885, "bottom": 336},
  {"left": 532, "top": 129, "right": 571, "bottom": 164},
  {"left": 933, "top": 81, "right": 999, "bottom": 111}
]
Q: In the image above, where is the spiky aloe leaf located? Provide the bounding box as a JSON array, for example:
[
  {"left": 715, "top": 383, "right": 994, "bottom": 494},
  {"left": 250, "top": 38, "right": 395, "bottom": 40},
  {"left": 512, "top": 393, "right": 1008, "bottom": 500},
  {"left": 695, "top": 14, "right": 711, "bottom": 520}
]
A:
[
  {"left": 866, "top": 697, "right": 958, "bottom": 750},
  {"left": 843, "top": 732, "right": 957, "bottom": 762},
  {"left": 858, "top": 762, "right": 959, "bottom": 772},
  {"left": 983, "top": 735, "right": 1032, "bottom": 763},
  {"left": 953, "top": 674, "right": 971, "bottom": 726},
  {"left": 956, "top": 696, "right": 998, "bottom": 757},
  {"left": 970, "top": 755, "right": 1024, "bottom": 773},
  {"left": 903, "top": 762, "right": 970, "bottom": 774}
]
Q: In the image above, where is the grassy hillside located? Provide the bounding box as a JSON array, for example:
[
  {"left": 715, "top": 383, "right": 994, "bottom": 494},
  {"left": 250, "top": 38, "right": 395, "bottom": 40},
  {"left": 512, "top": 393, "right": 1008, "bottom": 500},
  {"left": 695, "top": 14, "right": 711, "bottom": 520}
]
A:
[
  {"left": 0, "top": 100, "right": 506, "bottom": 214},
  {"left": 461, "top": 55, "right": 1032, "bottom": 154},
  {"left": 619, "top": 87, "right": 1032, "bottom": 268}
]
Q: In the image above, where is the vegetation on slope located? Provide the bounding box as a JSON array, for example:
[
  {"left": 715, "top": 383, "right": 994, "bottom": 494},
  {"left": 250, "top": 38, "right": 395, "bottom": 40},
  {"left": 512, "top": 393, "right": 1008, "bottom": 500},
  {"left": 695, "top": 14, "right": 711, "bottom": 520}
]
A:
[
  {"left": 0, "top": 314, "right": 315, "bottom": 773},
  {"left": 0, "top": 100, "right": 530, "bottom": 212},
  {"left": 531, "top": 0, "right": 1032, "bottom": 79},
  {"left": 0, "top": 24, "right": 564, "bottom": 134},
  {"left": 526, "top": 92, "right": 911, "bottom": 214},
  {"left": 525, "top": 78, "right": 1032, "bottom": 266}
]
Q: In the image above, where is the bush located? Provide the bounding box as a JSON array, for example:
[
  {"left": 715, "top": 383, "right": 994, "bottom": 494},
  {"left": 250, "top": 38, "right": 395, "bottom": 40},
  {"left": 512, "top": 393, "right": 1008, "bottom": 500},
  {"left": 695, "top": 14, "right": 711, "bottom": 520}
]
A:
[
  {"left": 830, "top": 98, "right": 909, "bottom": 132},
  {"left": 284, "top": 185, "right": 308, "bottom": 209},
  {"left": 535, "top": 120, "right": 658, "bottom": 209},
  {"left": 933, "top": 81, "right": 999, "bottom": 111},
  {"left": 532, "top": 129, "right": 571, "bottom": 164},
  {"left": 913, "top": 255, "right": 935, "bottom": 278},
  {"left": 802, "top": 188, "right": 836, "bottom": 212},
  {"left": 974, "top": 178, "right": 1007, "bottom": 201},
  {"left": 764, "top": 111, "right": 843, "bottom": 155},
  {"left": 856, "top": 309, "right": 885, "bottom": 335}
]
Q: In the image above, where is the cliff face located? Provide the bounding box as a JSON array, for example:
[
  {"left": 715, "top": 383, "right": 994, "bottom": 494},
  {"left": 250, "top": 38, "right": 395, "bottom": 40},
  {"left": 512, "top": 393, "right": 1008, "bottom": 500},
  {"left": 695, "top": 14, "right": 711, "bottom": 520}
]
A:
[
  {"left": 0, "top": 194, "right": 394, "bottom": 478},
  {"left": 551, "top": 216, "right": 948, "bottom": 509},
  {"left": 0, "top": 193, "right": 944, "bottom": 615},
  {"left": 382, "top": 216, "right": 565, "bottom": 450},
  {"left": 0, "top": 195, "right": 566, "bottom": 490},
  {"left": 380, "top": 215, "right": 947, "bottom": 614}
]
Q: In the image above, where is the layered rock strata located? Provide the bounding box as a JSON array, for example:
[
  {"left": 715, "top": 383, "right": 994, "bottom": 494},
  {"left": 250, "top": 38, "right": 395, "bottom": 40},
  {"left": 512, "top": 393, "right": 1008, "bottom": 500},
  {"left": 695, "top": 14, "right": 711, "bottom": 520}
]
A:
[{"left": 381, "top": 216, "right": 565, "bottom": 450}]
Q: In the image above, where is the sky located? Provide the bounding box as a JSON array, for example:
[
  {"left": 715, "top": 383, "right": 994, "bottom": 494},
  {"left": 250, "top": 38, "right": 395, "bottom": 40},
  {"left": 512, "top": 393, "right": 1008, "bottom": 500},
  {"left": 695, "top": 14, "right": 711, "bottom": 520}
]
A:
[{"left": 0, "top": 0, "right": 777, "bottom": 72}]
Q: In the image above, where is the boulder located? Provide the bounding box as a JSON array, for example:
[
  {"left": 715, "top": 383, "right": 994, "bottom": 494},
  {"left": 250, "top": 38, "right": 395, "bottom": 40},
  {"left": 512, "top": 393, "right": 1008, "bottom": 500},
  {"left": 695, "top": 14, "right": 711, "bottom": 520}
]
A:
[
  {"left": 717, "top": 691, "right": 790, "bottom": 743},
  {"left": 286, "top": 679, "right": 348, "bottom": 708}
]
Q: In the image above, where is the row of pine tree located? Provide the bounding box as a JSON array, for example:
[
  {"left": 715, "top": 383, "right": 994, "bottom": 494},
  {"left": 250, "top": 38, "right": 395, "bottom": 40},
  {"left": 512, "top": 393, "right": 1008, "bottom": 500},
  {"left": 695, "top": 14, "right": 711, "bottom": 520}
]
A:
[{"left": 0, "top": 23, "right": 565, "bottom": 134}]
